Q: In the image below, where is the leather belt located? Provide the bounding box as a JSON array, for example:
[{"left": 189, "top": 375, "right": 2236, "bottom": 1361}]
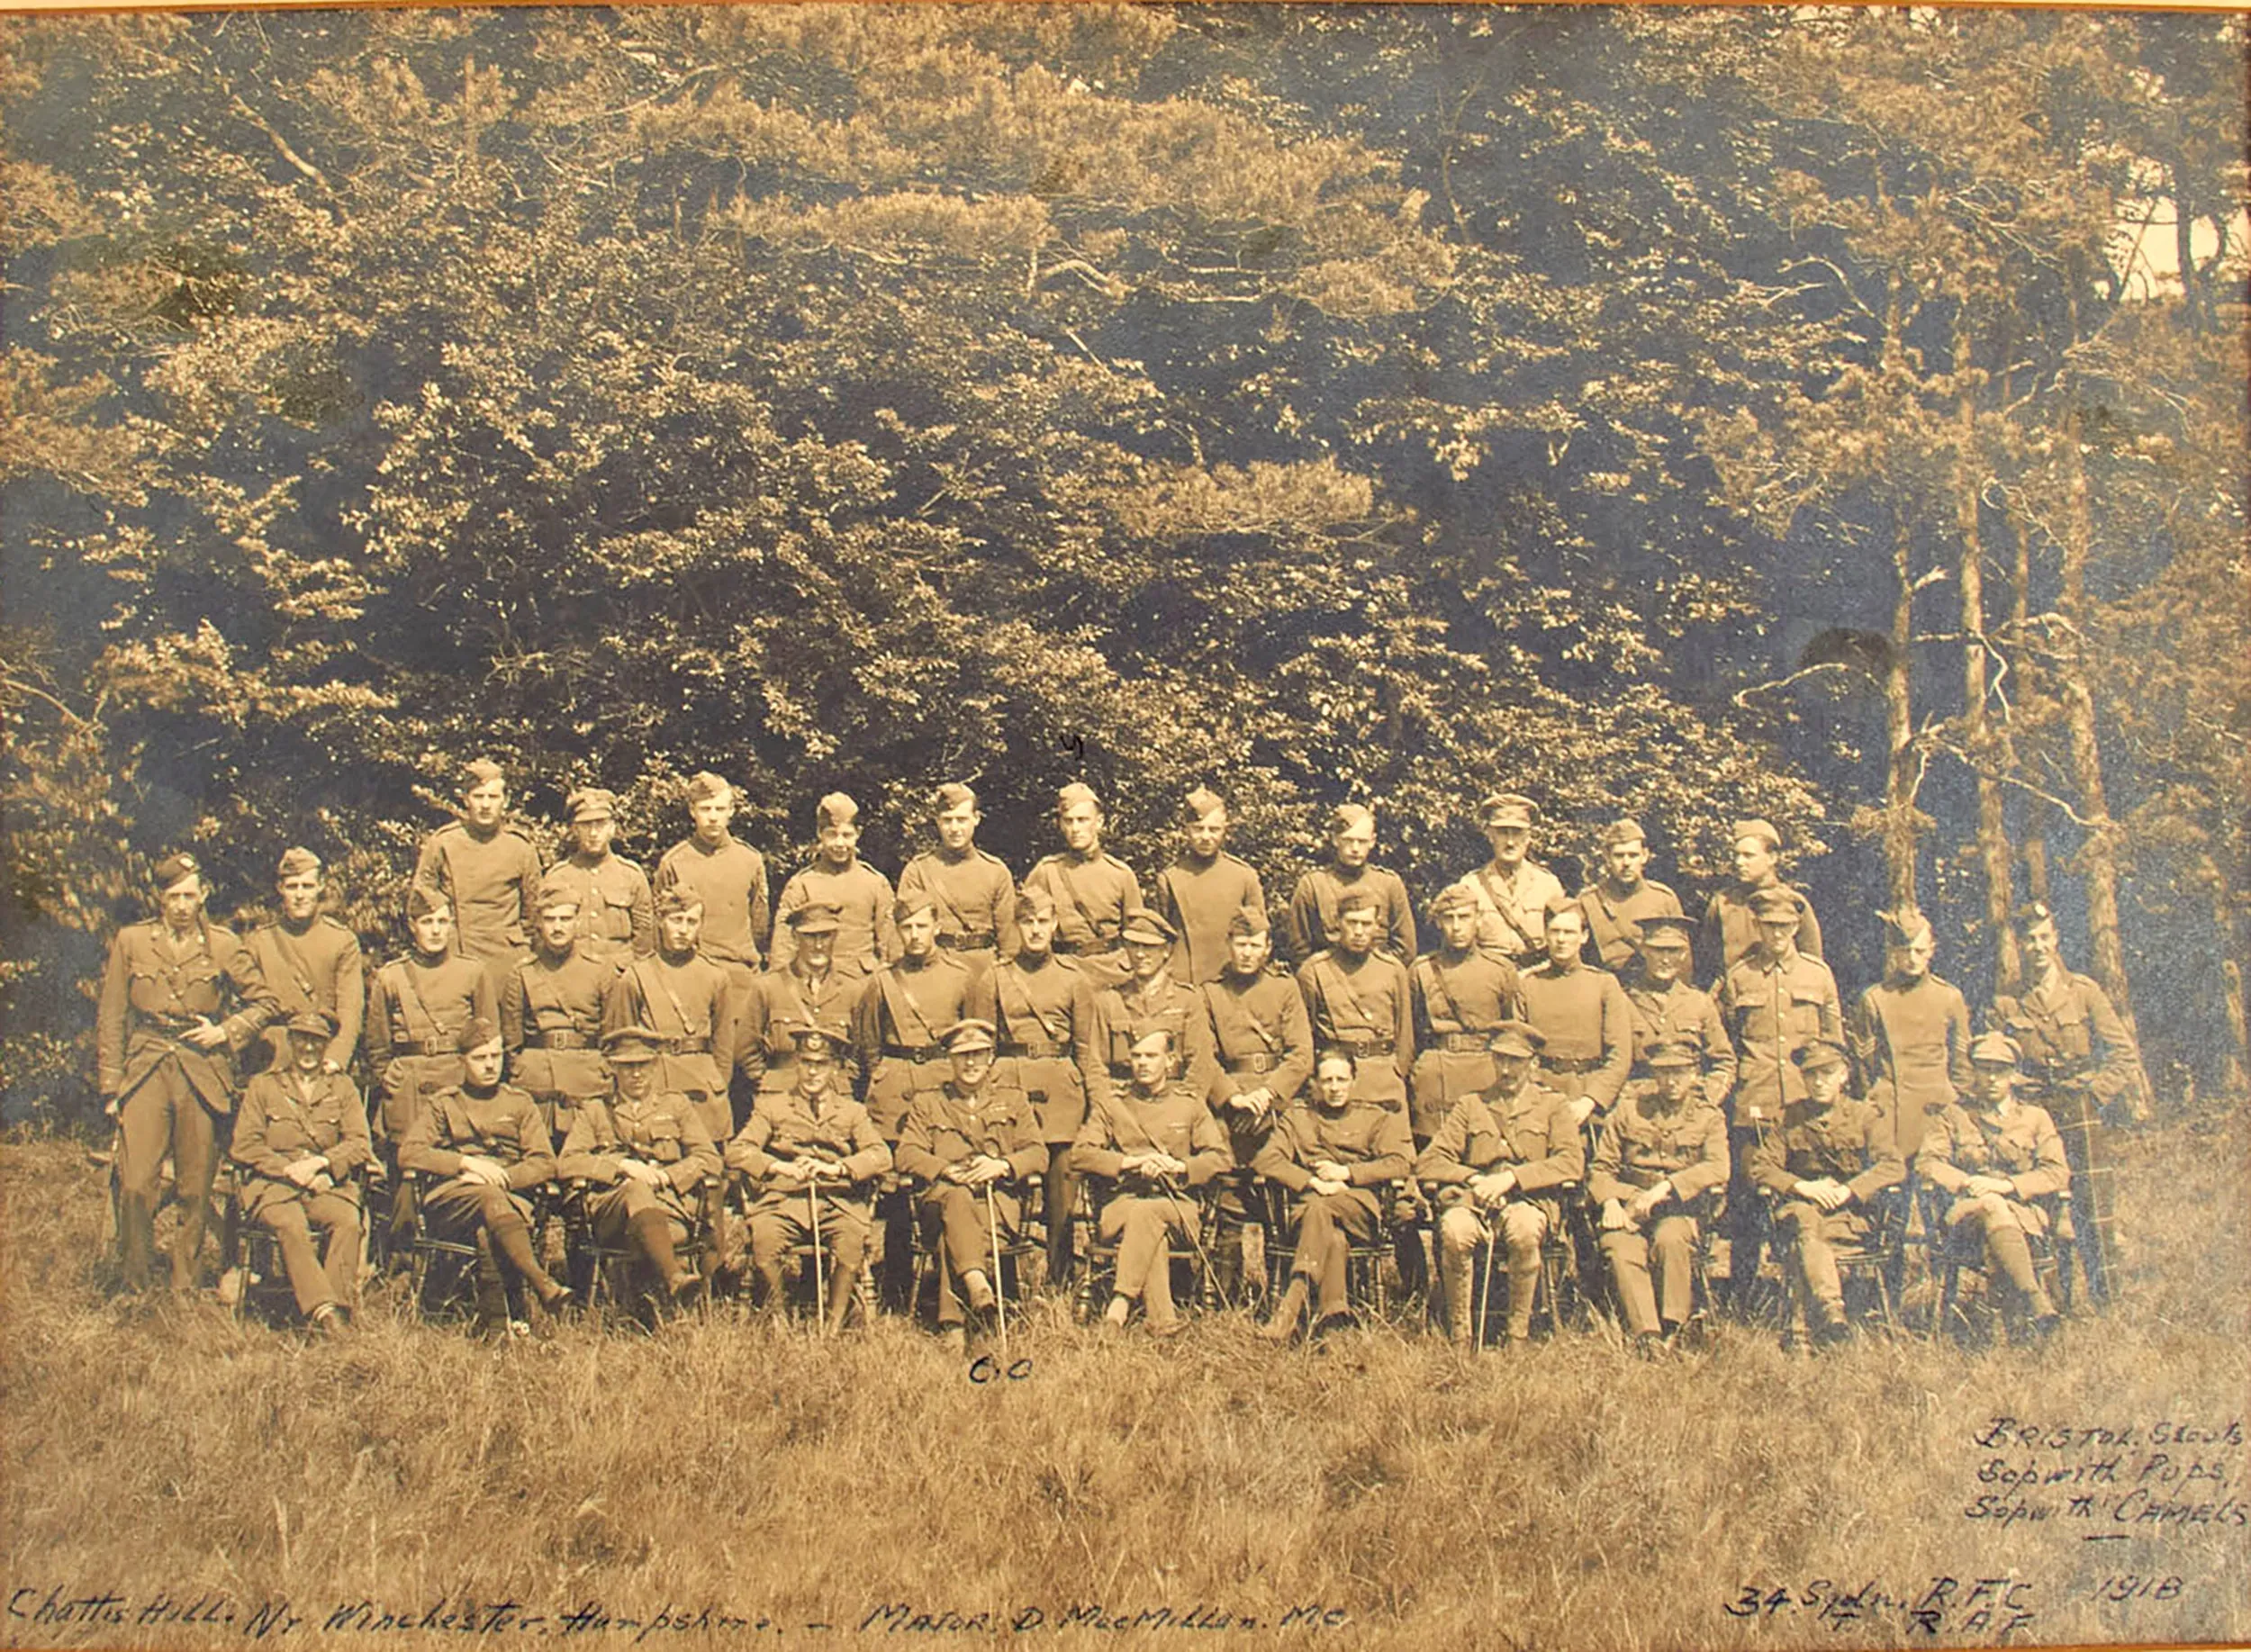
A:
[
  {"left": 1541, "top": 1054, "right": 1605, "bottom": 1074},
  {"left": 1439, "top": 1032, "right": 1495, "bottom": 1053},
  {"left": 389, "top": 1041, "right": 445, "bottom": 1057},
  {"left": 884, "top": 1044, "right": 944, "bottom": 1063},
  {"left": 938, "top": 931, "right": 997, "bottom": 950},
  {"left": 1331, "top": 1037, "right": 1395, "bottom": 1059},
  {"left": 529, "top": 1030, "right": 594, "bottom": 1051},
  {"left": 1003, "top": 1039, "right": 1064, "bottom": 1059},
  {"left": 1227, "top": 1054, "right": 1279, "bottom": 1075}
]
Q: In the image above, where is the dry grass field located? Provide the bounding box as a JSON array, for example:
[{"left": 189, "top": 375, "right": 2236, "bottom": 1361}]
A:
[{"left": 2, "top": 1106, "right": 2245, "bottom": 1652}]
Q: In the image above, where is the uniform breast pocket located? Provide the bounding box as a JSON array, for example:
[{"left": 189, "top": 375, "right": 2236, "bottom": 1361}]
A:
[
  {"left": 601, "top": 888, "right": 637, "bottom": 938},
  {"left": 647, "top": 1121, "right": 683, "bottom": 1163}
]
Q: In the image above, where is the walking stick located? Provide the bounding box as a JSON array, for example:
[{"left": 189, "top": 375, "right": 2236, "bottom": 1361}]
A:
[
  {"left": 1473, "top": 1205, "right": 1492, "bottom": 1353},
  {"left": 983, "top": 1181, "right": 1008, "bottom": 1359},
  {"left": 807, "top": 1173, "right": 827, "bottom": 1336},
  {"left": 1155, "top": 1173, "right": 1222, "bottom": 1311}
]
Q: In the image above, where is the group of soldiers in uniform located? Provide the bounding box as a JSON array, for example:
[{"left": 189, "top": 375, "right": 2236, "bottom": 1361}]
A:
[{"left": 96, "top": 761, "right": 2151, "bottom": 1350}]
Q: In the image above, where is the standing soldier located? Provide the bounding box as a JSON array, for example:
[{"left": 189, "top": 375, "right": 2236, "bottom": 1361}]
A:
[
  {"left": 1919, "top": 1031, "right": 2068, "bottom": 1337},
  {"left": 1992, "top": 900, "right": 2149, "bottom": 1307},
  {"left": 1589, "top": 1038, "right": 1730, "bottom": 1350},
  {"left": 854, "top": 895, "right": 992, "bottom": 1142},
  {"left": 1847, "top": 907, "right": 1972, "bottom": 1164},
  {"left": 738, "top": 904, "right": 863, "bottom": 1106},
  {"left": 1087, "top": 909, "right": 1220, "bottom": 1115},
  {"left": 1417, "top": 1024, "right": 1583, "bottom": 1347},
  {"left": 601, "top": 889, "right": 736, "bottom": 1142},
  {"left": 1458, "top": 794, "right": 1566, "bottom": 970},
  {"left": 1201, "top": 909, "right": 1314, "bottom": 1295},
  {"left": 501, "top": 874, "right": 616, "bottom": 1143},
  {"left": 990, "top": 886, "right": 1098, "bottom": 1284},
  {"left": 411, "top": 757, "right": 543, "bottom": 989},
  {"left": 398, "top": 1019, "right": 574, "bottom": 1328},
  {"left": 1516, "top": 903, "right": 1632, "bottom": 1130},
  {"left": 655, "top": 772, "right": 771, "bottom": 1121},
  {"left": 770, "top": 793, "right": 899, "bottom": 979},
  {"left": 726, "top": 1026, "right": 891, "bottom": 1331},
  {"left": 1749, "top": 1039, "right": 1903, "bottom": 1347},
  {"left": 1296, "top": 889, "right": 1415, "bottom": 1115},
  {"left": 1072, "top": 1025, "right": 1233, "bottom": 1335},
  {"left": 557, "top": 1025, "right": 720, "bottom": 1311},
  {"left": 897, "top": 781, "right": 1018, "bottom": 982},
  {"left": 1023, "top": 782, "right": 1142, "bottom": 989},
  {"left": 1576, "top": 819, "right": 1685, "bottom": 972},
  {"left": 246, "top": 846, "right": 362, "bottom": 1078},
  {"left": 1717, "top": 886, "right": 1844, "bottom": 1310},
  {"left": 1408, "top": 884, "right": 1526, "bottom": 1148},
  {"left": 231, "top": 1009, "right": 373, "bottom": 1334},
  {"left": 894, "top": 1019, "right": 1048, "bottom": 1350},
  {"left": 1282, "top": 804, "right": 1415, "bottom": 967},
  {"left": 1152, "top": 786, "right": 1267, "bottom": 985},
  {"left": 1620, "top": 916, "right": 1735, "bottom": 1113},
  {"left": 544, "top": 788, "right": 654, "bottom": 973},
  {"left": 1701, "top": 817, "right": 1822, "bottom": 983},
  {"left": 366, "top": 887, "right": 495, "bottom": 1143},
  {"left": 1253, "top": 1049, "right": 1414, "bottom": 1342},
  {"left": 96, "top": 853, "right": 281, "bottom": 1294}
]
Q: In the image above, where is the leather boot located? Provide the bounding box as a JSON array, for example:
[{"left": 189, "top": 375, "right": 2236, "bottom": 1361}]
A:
[
  {"left": 1259, "top": 1276, "right": 1309, "bottom": 1341},
  {"left": 493, "top": 1214, "right": 572, "bottom": 1311},
  {"left": 823, "top": 1264, "right": 857, "bottom": 1335},
  {"left": 628, "top": 1209, "right": 700, "bottom": 1304},
  {"left": 1442, "top": 1247, "right": 1478, "bottom": 1347}
]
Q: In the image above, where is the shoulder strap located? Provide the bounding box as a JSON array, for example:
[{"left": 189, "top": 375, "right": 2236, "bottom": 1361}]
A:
[
  {"left": 1315, "top": 954, "right": 1375, "bottom": 1030},
  {"left": 1474, "top": 867, "right": 1539, "bottom": 952},
  {"left": 519, "top": 959, "right": 572, "bottom": 1032},
  {"left": 634, "top": 960, "right": 696, "bottom": 1037},
  {"left": 390, "top": 963, "right": 442, "bottom": 1046},
  {"left": 878, "top": 966, "right": 936, "bottom": 1047},
  {"left": 264, "top": 925, "right": 321, "bottom": 1006},
  {"left": 1416, "top": 955, "right": 1468, "bottom": 1031}
]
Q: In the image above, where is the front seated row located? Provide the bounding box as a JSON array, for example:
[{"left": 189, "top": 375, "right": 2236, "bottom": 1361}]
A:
[{"left": 227, "top": 1008, "right": 2068, "bottom": 1348}]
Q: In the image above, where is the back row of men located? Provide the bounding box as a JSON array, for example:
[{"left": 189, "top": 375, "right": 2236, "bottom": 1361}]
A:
[{"left": 97, "top": 763, "right": 2148, "bottom": 1321}]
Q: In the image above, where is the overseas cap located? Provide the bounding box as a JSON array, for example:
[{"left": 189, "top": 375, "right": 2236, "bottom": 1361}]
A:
[
  {"left": 789, "top": 901, "right": 843, "bottom": 934},
  {"left": 893, "top": 892, "right": 937, "bottom": 925},
  {"left": 1488, "top": 1019, "right": 1546, "bottom": 1058},
  {"left": 1731, "top": 817, "right": 1782, "bottom": 851},
  {"left": 602, "top": 1025, "right": 663, "bottom": 1064},
  {"left": 2009, "top": 900, "right": 2056, "bottom": 933},
  {"left": 460, "top": 757, "right": 505, "bottom": 790},
  {"left": 1127, "top": 1023, "right": 1178, "bottom": 1052},
  {"left": 941, "top": 1018, "right": 998, "bottom": 1054},
  {"left": 565, "top": 788, "right": 616, "bottom": 823},
  {"left": 815, "top": 792, "right": 859, "bottom": 828},
  {"left": 1182, "top": 785, "right": 1225, "bottom": 821},
  {"left": 1120, "top": 908, "right": 1177, "bottom": 945},
  {"left": 1478, "top": 793, "right": 1537, "bottom": 828},
  {"left": 1597, "top": 819, "right": 1647, "bottom": 848},
  {"left": 153, "top": 852, "right": 202, "bottom": 892},
  {"left": 285, "top": 1008, "right": 337, "bottom": 1039},
  {"left": 1792, "top": 1038, "right": 1850, "bottom": 1074},
  {"left": 1016, "top": 885, "right": 1056, "bottom": 921},
  {"left": 1328, "top": 803, "right": 1375, "bottom": 834},
  {"left": 1430, "top": 883, "right": 1478, "bottom": 918},
  {"left": 457, "top": 1016, "right": 504, "bottom": 1054},
  {"left": 1056, "top": 782, "right": 1100, "bottom": 811},
  {"left": 1226, "top": 907, "right": 1270, "bottom": 939},
  {"left": 684, "top": 771, "right": 732, "bottom": 805},
  {"left": 406, "top": 884, "right": 451, "bottom": 920},
  {"left": 932, "top": 781, "right": 977, "bottom": 812},
  {"left": 655, "top": 886, "right": 705, "bottom": 917},
  {"left": 1879, "top": 906, "right": 1932, "bottom": 946},
  {"left": 1643, "top": 1037, "right": 1701, "bottom": 1070},
  {"left": 535, "top": 870, "right": 582, "bottom": 916},
  {"left": 1543, "top": 896, "right": 1584, "bottom": 925},
  {"left": 276, "top": 846, "right": 322, "bottom": 880},
  {"left": 1968, "top": 1031, "right": 2022, "bottom": 1068}
]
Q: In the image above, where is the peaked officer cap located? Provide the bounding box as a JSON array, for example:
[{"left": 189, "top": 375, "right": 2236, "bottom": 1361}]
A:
[
  {"left": 1792, "top": 1038, "right": 1850, "bottom": 1074},
  {"left": 788, "top": 1025, "right": 839, "bottom": 1058},
  {"left": 602, "top": 1025, "right": 664, "bottom": 1064},
  {"left": 1968, "top": 1031, "right": 2023, "bottom": 1068},
  {"left": 1120, "top": 908, "right": 1177, "bottom": 945},
  {"left": 1477, "top": 793, "right": 1537, "bottom": 828},
  {"left": 1635, "top": 915, "right": 1695, "bottom": 950},
  {"left": 1642, "top": 1037, "right": 1701, "bottom": 1070},
  {"left": 1487, "top": 1019, "right": 1547, "bottom": 1058},
  {"left": 789, "top": 902, "right": 843, "bottom": 934},
  {"left": 565, "top": 788, "right": 616, "bottom": 823},
  {"left": 285, "top": 1007, "right": 338, "bottom": 1039},
  {"left": 1750, "top": 886, "right": 1804, "bottom": 921},
  {"left": 940, "top": 1018, "right": 998, "bottom": 1054}
]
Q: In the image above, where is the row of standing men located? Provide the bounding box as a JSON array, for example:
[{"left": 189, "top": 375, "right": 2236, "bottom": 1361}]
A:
[{"left": 96, "top": 765, "right": 2149, "bottom": 1341}]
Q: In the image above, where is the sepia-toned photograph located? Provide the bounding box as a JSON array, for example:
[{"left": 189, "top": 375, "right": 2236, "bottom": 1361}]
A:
[{"left": 2, "top": 5, "right": 2245, "bottom": 1648}]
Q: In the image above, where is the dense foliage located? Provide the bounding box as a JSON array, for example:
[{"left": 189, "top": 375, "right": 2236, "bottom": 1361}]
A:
[{"left": 3, "top": 6, "right": 2244, "bottom": 1122}]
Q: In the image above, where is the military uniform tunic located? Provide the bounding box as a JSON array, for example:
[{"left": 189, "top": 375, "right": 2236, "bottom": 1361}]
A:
[
  {"left": 1022, "top": 850, "right": 1142, "bottom": 988},
  {"left": 1701, "top": 881, "right": 1823, "bottom": 984},
  {"left": 1516, "top": 961, "right": 1633, "bottom": 1119},
  {"left": 1088, "top": 975, "right": 1221, "bottom": 1115},
  {"left": 1848, "top": 973, "right": 1973, "bottom": 1160},
  {"left": 1416, "top": 1080, "right": 1585, "bottom": 1208},
  {"left": 1203, "top": 967, "right": 1315, "bottom": 1118},
  {"left": 1152, "top": 853, "right": 1268, "bottom": 984},
  {"left": 852, "top": 952, "right": 994, "bottom": 1138},
  {"left": 502, "top": 948, "right": 616, "bottom": 1136},
  {"left": 727, "top": 1089, "right": 892, "bottom": 1225},
  {"left": 413, "top": 819, "right": 543, "bottom": 967},
  {"left": 770, "top": 859, "right": 899, "bottom": 979},
  {"left": 399, "top": 1079, "right": 559, "bottom": 1223},
  {"left": 558, "top": 1087, "right": 720, "bottom": 1231},
  {"left": 1719, "top": 952, "right": 1844, "bottom": 1121},
  {"left": 991, "top": 953, "right": 1098, "bottom": 1143},
  {"left": 898, "top": 846, "right": 1019, "bottom": 977},
  {"left": 366, "top": 952, "right": 495, "bottom": 1137},
  {"left": 1407, "top": 948, "right": 1525, "bottom": 1142},
  {"left": 1623, "top": 975, "right": 1736, "bottom": 1111},
  {"left": 1919, "top": 1101, "right": 2069, "bottom": 1232},
  {"left": 1587, "top": 1090, "right": 1728, "bottom": 1335},
  {"left": 1747, "top": 1095, "right": 1903, "bottom": 1241},
  {"left": 1297, "top": 948, "right": 1415, "bottom": 1111},
  {"left": 655, "top": 834, "right": 772, "bottom": 970},
  {"left": 602, "top": 952, "right": 737, "bottom": 1139},
  {"left": 1253, "top": 1098, "right": 1414, "bottom": 1231},
  {"left": 737, "top": 963, "right": 864, "bottom": 1098},
  {"left": 1576, "top": 877, "right": 1686, "bottom": 973},
  {"left": 546, "top": 851, "right": 655, "bottom": 972},
  {"left": 1459, "top": 859, "right": 1567, "bottom": 967},
  {"left": 895, "top": 1079, "right": 1048, "bottom": 1323},
  {"left": 246, "top": 914, "right": 364, "bottom": 1074},
  {"left": 1282, "top": 863, "right": 1416, "bottom": 969},
  {"left": 98, "top": 917, "right": 278, "bottom": 1118},
  {"left": 231, "top": 1066, "right": 374, "bottom": 1317}
]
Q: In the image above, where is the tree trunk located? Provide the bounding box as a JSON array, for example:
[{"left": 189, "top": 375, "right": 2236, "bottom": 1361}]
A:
[
  {"left": 1956, "top": 321, "right": 2020, "bottom": 989},
  {"left": 1883, "top": 508, "right": 1919, "bottom": 908}
]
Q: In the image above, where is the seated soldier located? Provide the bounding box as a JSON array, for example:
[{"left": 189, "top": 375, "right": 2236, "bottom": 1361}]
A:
[
  {"left": 1588, "top": 1037, "right": 1729, "bottom": 1350},
  {"left": 1919, "top": 1031, "right": 2068, "bottom": 1339},
  {"left": 1254, "top": 1048, "right": 1413, "bottom": 1341},
  {"left": 725, "top": 1027, "right": 891, "bottom": 1332},
  {"left": 396, "top": 1017, "right": 572, "bottom": 1328},
  {"left": 893, "top": 1019, "right": 1047, "bottom": 1350},
  {"left": 557, "top": 1025, "right": 721, "bottom": 1310},
  {"left": 1417, "top": 1022, "right": 1584, "bottom": 1346},
  {"left": 230, "top": 1009, "right": 373, "bottom": 1335},
  {"left": 1748, "top": 1038, "right": 1905, "bottom": 1347},
  {"left": 1071, "top": 1025, "right": 1231, "bottom": 1336}
]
